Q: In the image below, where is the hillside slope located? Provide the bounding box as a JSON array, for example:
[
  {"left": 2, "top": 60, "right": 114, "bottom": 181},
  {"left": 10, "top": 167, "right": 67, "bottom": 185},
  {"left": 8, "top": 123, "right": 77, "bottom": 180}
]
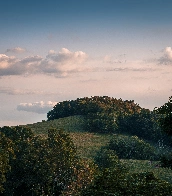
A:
[
  {"left": 20, "top": 115, "right": 112, "bottom": 158},
  {"left": 19, "top": 115, "right": 172, "bottom": 184}
]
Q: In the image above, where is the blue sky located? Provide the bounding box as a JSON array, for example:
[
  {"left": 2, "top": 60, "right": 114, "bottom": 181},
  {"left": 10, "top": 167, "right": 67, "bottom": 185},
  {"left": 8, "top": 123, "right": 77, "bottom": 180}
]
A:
[{"left": 0, "top": 0, "right": 172, "bottom": 126}]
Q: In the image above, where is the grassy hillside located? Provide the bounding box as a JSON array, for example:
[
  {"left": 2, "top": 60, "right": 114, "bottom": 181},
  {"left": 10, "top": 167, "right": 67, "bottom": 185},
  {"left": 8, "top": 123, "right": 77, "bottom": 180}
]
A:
[
  {"left": 19, "top": 115, "right": 172, "bottom": 184},
  {"left": 20, "top": 115, "right": 87, "bottom": 134},
  {"left": 20, "top": 115, "right": 112, "bottom": 159}
]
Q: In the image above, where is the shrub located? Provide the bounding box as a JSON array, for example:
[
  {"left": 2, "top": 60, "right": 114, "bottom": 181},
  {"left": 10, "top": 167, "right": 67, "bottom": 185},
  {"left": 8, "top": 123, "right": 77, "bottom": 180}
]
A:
[
  {"left": 86, "top": 112, "right": 116, "bottom": 133},
  {"left": 108, "top": 135, "right": 156, "bottom": 160},
  {"left": 160, "top": 153, "right": 172, "bottom": 169},
  {"left": 81, "top": 169, "right": 172, "bottom": 196},
  {"left": 94, "top": 147, "right": 127, "bottom": 171},
  {"left": 116, "top": 110, "right": 165, "bottom": 142}
]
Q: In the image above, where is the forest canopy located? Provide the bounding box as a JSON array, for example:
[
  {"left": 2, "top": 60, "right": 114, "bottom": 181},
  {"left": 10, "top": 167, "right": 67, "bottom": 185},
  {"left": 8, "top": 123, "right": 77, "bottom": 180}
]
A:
[{"left": 47, "top": 96, "right": 143, "bottom": 121}]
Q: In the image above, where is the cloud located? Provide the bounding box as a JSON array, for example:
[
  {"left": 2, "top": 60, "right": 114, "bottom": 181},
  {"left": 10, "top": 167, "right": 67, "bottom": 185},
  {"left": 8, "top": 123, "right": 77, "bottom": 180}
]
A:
[
  {"left": 20, "top": 55, "right": 42, "bottom": 64},
  {"left": 17, "top": 101, "right": 57, "bottom": 114},
  {"left": 0, "top": 54, "right": 42, "bottom": 76},
  {"left": 158, "top": 47, "right": 172, "bottom": 65},
  {"left": 0, "top": 87, "right": 57, "bottom": 95},
  {"left": 104, "top": 55, "right": 126, "bottom": 64},
  {"left": 46, "top": 48, "right": 87, "bottom": 63},
  {"left": 106, "top": 67, "right": 154, "bottom": 72},
  {"left": 6, "top": 47, "right": 26, "bottom": 53},
  {"left": 0, "top": 48, "right": 87, "bottom": 77},
  {"left": 40, "top": 48, "right": 88, "bottom": 76},
  {"left": 0, "top": 54, "right": 16, "bottom": 69}
]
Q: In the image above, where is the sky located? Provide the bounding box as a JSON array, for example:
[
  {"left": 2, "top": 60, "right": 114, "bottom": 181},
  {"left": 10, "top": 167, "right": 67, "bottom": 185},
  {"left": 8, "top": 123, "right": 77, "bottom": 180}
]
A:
[{"left": 0, "top": 0, "right": 172, "bottom": 126}]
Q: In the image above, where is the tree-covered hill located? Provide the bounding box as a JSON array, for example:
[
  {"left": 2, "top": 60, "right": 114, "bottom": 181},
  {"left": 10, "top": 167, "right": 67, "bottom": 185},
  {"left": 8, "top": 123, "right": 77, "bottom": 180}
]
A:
[
  {"left": 46, "top": 96, "right": 170, "bottom": 145},
  {"left": 1, "top": 96, "right": 172, "bottom": 195},
  {"left": 47, "top": 96, "right": 153, "bottom": 134},
  {"left": 47, "top": 96, "right": 143, "bottom": 121}
]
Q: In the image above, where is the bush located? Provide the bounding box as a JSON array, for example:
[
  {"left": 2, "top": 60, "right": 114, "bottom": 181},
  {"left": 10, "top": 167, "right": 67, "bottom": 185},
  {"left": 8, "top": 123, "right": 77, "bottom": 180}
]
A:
[
  {"left": 94, "top": 147, "right": 127, "bottom": 171},
  {"left": 108, "top": 135, "right": 156, "bottom": 160},
  {"left": 161, "top": 153, "right": 172, "bottom": 169},
  {"left": 86, "top": 112, "right": 116, "bottom": 133},
  {"left": 116, "top": 110, "right": 165, "bottom": 142},
  {"left": 81, "top": 169, "right": 172, "bottom": 196}
]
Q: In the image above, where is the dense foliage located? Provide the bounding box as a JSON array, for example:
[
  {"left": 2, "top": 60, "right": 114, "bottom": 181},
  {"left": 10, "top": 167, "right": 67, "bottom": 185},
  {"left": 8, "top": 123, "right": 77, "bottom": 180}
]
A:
[
  {"left": 47, "top": 96, "right": 142, "bottom": 121},
  {"left": 81, "top": 168, "right": 172, "bottom": 196},
  {"left": 47, "top": 96, "right": 168, "bottom": 143},
  {"left": 155, "top": 96, "right": 172, "bottom": 169},
  {"left": 117, "top": 110, "right": 159, "bottom": 140},
  {"left": 94, "top": 148, "right": 122, "bottom": 169},
  {"left": 155, "top": 96, "right": 172, "bottom": 136},
  {"left": 108, "top": 135, "right": 156, "bottom": 160},
  {"left": 0, "top": 127, "right": 96, "bottom": 195},
  {"left": 86, "top": 111, "right": 116, "bottom": 133},
  {"left": 83, "top": 149, "right": 172, "bottom": 196},
  {"left": 47, "top": 96, "right": 144, "bottom": 134}
]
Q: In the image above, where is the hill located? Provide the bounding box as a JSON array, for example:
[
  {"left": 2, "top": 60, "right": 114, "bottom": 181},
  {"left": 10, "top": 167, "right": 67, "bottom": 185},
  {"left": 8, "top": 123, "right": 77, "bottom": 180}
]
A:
[
  {"left": 47, "top": 96, "right": 143, "bottom": 121},
  {"left": 19, "top": 115, "right": 172, "bottom": 184},
  {"left": 20, "top": 115, "right": 112, "bottom": 159},
  {"left": 2, "top": 96, "right": 172, "bottom": 195}
]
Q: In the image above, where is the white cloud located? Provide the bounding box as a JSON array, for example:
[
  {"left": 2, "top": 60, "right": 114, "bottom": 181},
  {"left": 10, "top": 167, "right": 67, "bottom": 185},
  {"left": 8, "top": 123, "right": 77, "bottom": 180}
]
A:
[
  {"left": 165, "top": 47, "right": 172, "bottom": 60},
  {"left": 0, "top": 48, "right": 88, "bottom": 77},
  {"left": 17, "top": 101, "right": 57, "bottom": 114},
  {"left": 41, "top": 48, "right": 88, "bottom": 76},
  {"left": 0, "top": 54, "right": 42, "bottom": 76},
  {"left": 158, "top": 47, "right": 172, "bottom": 65},
  {"left": 46, "top": 48, "right": 87, "bottom": 64},
  {"left": 6, "top": 47, "right": 26, "bottom": 53},
  {"left": 0, "top": 54, "right": 16, "bottom": 69}
]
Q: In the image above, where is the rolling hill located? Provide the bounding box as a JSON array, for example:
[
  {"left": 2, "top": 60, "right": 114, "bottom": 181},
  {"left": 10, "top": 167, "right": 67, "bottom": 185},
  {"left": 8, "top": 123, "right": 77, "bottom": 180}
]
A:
[{"left": 18, "top": 114, "right": 172, "bottom": 184}]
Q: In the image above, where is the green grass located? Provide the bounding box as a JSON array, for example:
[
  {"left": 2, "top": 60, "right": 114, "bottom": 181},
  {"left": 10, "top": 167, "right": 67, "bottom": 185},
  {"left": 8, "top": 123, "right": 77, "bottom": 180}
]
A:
[
  {"left": 21, "top": 115, "right": 87, "bottom": 134},
  {"left": 121, "top": 159, "right": 172, "bottom": 184},
  {"left": 70, "top": 132, "right": 112, "bottom": 159},
  {"left": 19, "top": 115, "right": 172, "bottom": 184},
  {"left": 21, "top": 115, "right": 112, "bottom": 159}
]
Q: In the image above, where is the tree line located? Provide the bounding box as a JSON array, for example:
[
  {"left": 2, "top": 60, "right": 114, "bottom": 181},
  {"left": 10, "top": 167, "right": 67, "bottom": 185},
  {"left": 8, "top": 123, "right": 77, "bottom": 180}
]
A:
[{"left": 47, "top": 96, "right": 170, "bottom": 144}]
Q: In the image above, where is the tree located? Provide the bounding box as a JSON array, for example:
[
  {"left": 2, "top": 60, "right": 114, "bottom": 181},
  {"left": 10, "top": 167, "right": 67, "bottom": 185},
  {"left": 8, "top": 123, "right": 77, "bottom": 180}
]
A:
[
  {"left": 108, "top": 135, "right": 156, "bottom": 160},
  {"left": 155, "top": 97, "right": 172, "bottom": 169},
  {"left": 94, "top": 148, "right": 120, "bottom": 169},
  {"left": 116, "top": 109, "right": 159, "bottom": 140},
  {"left": 0, "top": 127, "right": 96, "bottom": 195},
  {"left": 155, "top": 96, "right": 172, "bottom": 135},
  {"left": 81, "top": 169, "right": 172, "bottom": 196},
  {"left": 86, "top": 111, "right": 116, "bottom": 133},
  {"left": 0, "top": 132, "right": 13, "bottom": 194}
]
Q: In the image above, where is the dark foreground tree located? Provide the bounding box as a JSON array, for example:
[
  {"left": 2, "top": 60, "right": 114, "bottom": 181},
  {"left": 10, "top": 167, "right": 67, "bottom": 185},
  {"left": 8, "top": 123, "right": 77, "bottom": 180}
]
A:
[{"left": 0, "top": 126, "right": 96, "bottom": 195}]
